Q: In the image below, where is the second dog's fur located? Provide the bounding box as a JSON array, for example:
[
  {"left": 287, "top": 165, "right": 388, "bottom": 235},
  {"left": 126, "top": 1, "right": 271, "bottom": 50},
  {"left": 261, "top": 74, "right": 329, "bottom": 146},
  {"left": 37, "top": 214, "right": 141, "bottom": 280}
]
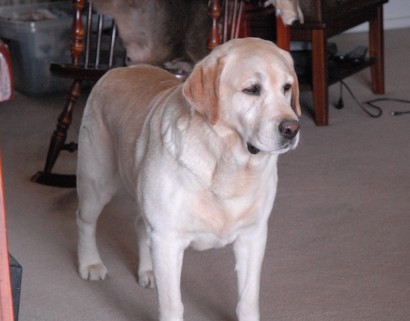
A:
[{"left": 93, "top": 0, "right": 210, "bottom": 70}]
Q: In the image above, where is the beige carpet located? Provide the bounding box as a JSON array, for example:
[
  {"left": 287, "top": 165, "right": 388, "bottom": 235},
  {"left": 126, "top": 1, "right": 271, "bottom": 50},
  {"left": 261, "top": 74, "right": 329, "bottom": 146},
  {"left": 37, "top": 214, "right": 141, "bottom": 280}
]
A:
[{"left": 1, "top": 28, "right": 410, "bottom": 321}]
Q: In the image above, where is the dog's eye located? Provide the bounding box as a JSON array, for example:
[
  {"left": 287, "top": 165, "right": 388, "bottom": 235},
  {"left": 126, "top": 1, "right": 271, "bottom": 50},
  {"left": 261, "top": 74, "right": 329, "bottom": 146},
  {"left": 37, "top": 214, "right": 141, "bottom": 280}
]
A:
[
  {"left": 243, "top": 84, "right": 261, "bottom": 96},
  {"left": 283, "top": 83, "right": 292, "bottom": 93}
]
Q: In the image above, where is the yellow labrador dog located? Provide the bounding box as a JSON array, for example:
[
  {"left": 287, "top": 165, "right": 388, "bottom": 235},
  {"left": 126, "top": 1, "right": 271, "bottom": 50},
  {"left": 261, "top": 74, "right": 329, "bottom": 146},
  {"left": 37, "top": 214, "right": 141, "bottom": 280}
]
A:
[{"left": 76, "top": 38, "right": 300, "bottom": 321}]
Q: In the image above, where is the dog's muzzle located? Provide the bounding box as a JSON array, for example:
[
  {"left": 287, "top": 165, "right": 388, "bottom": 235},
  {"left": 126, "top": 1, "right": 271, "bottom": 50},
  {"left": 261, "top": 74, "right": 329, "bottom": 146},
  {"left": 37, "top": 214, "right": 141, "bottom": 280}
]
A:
[{"left": 246, "top": 120, "right": 300, "bottom": 155}]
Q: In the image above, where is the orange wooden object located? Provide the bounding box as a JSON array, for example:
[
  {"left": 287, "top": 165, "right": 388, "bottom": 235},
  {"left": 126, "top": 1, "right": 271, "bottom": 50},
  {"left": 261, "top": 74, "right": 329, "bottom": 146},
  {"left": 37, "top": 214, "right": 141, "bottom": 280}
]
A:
[
  {"left": 71, "top": 0, "right": 85, "bottom": 65},
  {"left": 208, "top": 0, "right": 222, "bottom": 50},
  {"left": 0, "top": 154, "right": 14, "bottom": 321},
  {"left": 276, "top": 16, "right": 291, "bottom": 52}
]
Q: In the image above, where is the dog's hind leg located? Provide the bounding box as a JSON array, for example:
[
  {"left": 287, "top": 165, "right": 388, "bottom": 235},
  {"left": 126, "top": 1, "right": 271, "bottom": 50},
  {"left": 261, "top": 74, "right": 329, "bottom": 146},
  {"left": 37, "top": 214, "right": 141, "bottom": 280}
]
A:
[
  {"left": 76, "top": 124, "right": 120, "bottom": 281},
  {"left": 76, "top": 188, "right": 115, "bottom": 281},
  {"left": 135, "top": 215, "right": 155, "bottom": 288}
]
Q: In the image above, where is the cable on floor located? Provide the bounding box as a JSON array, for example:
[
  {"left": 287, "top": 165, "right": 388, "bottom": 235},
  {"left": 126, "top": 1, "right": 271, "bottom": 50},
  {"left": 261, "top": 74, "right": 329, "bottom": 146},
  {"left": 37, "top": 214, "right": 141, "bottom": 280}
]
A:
[
  {"left": 337, "top": 80, "right": 382, "bottom": 118},
  {"left": 336, "top": 80, "right": 410, "bottom": 118},
  {"left": 365, "top": 98, "right": 410, "bottom": 116}
]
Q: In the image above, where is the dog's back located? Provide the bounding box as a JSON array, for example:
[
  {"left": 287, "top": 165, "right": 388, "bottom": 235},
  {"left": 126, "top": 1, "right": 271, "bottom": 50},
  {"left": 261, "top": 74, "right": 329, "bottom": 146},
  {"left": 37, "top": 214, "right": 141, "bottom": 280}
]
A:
[
  {"left": 85, "top": 65, "right": 181, "bottom": 124},
  {"left": 77, "top": 65, "right": 182, "bottom": 193}
]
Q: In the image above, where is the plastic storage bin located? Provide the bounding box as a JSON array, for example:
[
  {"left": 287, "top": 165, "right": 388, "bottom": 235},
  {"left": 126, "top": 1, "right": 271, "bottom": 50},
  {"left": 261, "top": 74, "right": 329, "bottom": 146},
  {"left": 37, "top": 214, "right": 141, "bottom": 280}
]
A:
[{"left": 0, "top": 2, "right": 72, "bottom": 95}]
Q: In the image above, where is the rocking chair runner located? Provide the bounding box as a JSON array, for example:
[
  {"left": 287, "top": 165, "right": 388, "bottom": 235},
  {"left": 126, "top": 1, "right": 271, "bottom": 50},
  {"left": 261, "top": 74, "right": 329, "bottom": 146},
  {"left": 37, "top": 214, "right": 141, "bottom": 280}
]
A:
[{"left": 31, "top": 0, "right": 251, "bottom": 188}]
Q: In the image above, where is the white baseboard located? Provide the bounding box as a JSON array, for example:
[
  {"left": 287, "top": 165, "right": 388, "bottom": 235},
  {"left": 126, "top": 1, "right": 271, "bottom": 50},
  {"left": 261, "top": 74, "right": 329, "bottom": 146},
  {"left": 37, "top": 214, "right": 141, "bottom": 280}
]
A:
[
  {"left": 384, "top": 16, "right": 410, "bottom": 30},
  {"left": 347, "top": 15, "right": 410, "bottom": 33}
]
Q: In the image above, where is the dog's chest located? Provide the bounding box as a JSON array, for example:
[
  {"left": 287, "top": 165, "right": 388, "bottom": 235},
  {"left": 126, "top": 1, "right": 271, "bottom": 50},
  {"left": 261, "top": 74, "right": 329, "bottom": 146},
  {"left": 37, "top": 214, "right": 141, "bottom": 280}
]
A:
[
  {"left": 182, "top": 169, "right": 277, "bottom": 250},
  {"left": 172, "top": 147, "right": 277, "bottom": 239},
  {"left": 188, "top": 197, "right": 263, "bottom": 250},
  {"left": 140, "top": 128, "right": 278, "bottom": 250}
]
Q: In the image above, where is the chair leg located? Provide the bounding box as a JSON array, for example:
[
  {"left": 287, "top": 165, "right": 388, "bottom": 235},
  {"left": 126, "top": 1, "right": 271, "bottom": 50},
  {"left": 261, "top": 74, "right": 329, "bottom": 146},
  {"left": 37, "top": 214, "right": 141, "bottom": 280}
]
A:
[
  {"left": 369, "top": 6, "right": 385, "bottom": 94},
  {"left": 311, "top": 29, "right": 329, "bottom": 126},
  {"left": 31, "top": 80, "right": 81, "bottom": 187},
  {"left": 45, "top": 80, "right": 81, "bottom": 173},
  {"left": 276, "top": 16, "right": 291, "bottom": 52}
]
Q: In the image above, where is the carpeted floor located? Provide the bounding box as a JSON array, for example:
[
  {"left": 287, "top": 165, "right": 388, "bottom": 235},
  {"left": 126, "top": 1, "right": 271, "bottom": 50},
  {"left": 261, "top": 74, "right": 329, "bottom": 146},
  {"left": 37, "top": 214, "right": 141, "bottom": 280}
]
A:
[{"left": 1, "top": 28, "right": 410, "bottom": 321}]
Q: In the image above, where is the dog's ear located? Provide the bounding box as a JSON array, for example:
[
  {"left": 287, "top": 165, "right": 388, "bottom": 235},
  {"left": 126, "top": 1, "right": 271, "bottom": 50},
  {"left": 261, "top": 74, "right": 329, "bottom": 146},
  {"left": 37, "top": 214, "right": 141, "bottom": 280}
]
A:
[
  {"left": 291, "top": 70, "right": 301, "bottom": 117},
  {"left": 182, "top": 59, "right": 223, "bottom": 125},
  {"left": 279, "top": 47, "right": 301, "bottom": 117}
]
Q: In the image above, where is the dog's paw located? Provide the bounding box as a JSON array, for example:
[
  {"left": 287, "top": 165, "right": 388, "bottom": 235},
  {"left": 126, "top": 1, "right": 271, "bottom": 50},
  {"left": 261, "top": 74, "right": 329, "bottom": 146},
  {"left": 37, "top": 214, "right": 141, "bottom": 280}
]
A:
[
  {"left": 138, "top": 270, "right": 155, "bottom": 288},
  {"left": 79, "top": 263, "right": 108, "bottom": 281}
]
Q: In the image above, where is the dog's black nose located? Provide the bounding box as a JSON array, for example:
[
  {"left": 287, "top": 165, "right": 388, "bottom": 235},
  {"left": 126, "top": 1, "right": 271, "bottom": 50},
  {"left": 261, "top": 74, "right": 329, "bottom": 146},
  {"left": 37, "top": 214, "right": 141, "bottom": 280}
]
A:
[{"left": 279, "top": 120, "right": 299, "bottom": 139}]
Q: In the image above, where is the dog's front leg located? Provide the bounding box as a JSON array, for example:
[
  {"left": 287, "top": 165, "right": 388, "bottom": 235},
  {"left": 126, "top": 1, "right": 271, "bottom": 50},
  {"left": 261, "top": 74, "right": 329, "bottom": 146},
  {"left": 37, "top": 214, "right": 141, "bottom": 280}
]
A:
[
  {"left": 151, "top": 232, "right": 186, "bottom": 321},
  {"left": 233, "top": 226, "right": 268, "bottom": 321}
]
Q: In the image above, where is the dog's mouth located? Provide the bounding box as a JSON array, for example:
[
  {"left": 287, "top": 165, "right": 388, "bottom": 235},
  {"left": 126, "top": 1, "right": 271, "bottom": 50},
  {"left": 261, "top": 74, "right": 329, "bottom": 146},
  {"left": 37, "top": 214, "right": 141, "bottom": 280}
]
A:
[
  {"left": 247, "top": 137, "right": 298, "bottom": 155},
  {"left": 246, "top": 143, "right": 260, "bottom": 155}
]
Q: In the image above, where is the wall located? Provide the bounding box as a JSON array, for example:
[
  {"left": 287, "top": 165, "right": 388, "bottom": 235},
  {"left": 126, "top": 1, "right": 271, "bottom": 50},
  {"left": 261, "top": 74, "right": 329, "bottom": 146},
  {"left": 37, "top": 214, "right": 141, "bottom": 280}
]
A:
[{"left": 349, "top": 0, "right": 410, "bottom": 32}]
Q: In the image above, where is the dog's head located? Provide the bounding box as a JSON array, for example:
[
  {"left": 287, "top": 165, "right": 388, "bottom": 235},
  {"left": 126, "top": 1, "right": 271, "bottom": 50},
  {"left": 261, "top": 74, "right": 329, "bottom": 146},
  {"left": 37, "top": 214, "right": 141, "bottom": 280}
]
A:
[{"left": 183, "top": 38, "right": 300, "bottom": 155}]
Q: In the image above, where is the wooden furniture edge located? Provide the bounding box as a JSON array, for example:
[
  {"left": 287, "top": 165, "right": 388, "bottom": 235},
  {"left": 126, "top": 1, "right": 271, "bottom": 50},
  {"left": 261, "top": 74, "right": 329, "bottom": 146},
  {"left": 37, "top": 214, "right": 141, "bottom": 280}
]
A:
[{"left": 0, "top": 153, "right": 14, "bottom": 321}]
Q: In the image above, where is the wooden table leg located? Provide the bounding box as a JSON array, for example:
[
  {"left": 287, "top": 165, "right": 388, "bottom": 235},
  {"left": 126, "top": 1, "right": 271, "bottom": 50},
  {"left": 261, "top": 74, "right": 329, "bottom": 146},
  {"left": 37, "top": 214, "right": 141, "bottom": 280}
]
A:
[
  {"left": 311, "top": 29, "right": 329, "bottom": 126},
  {"left": 276, "top": 16, "right": 291, "bottom": 51},
  {"left": 369, "top": 6, "right": 385, "bottom": 94}
]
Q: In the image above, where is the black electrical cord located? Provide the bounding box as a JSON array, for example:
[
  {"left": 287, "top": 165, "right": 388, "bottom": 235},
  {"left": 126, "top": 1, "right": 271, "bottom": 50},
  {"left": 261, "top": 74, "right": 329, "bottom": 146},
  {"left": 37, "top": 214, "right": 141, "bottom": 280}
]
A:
[
  {"left": 335, "top": 81, "right": 344, "bottom": 110},
  {"left": 364, "top": 98, "right": 410, "bottom": 116},
  {"left": 338, "top": 80, "right": 383, "bottom": 118},
  {"left": 336, "top": 80, "right": 410, "bottom": 117}
]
